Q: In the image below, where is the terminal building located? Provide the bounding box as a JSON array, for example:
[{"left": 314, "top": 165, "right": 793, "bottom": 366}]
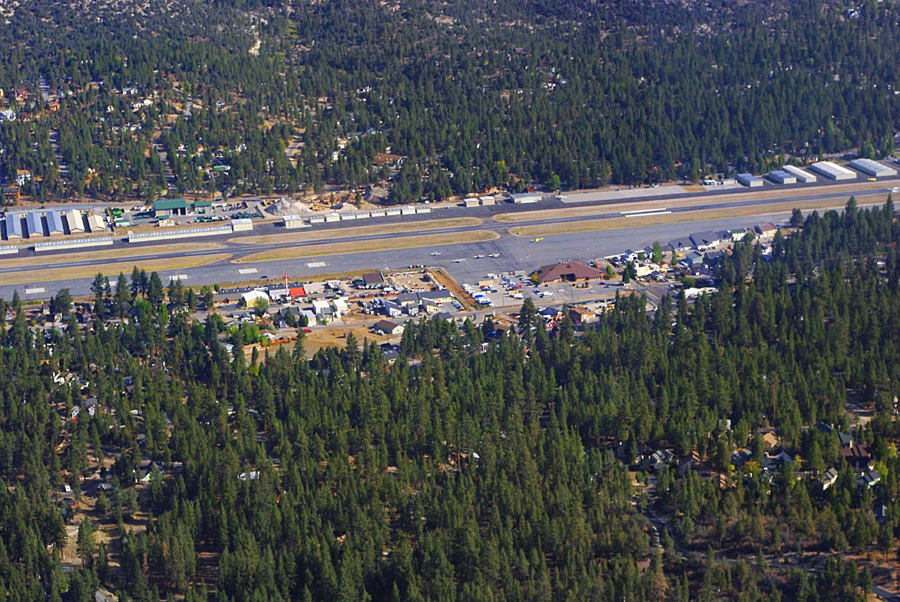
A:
[
  {"left": 810, "top": 161, "right": 856, "bottom": 181},
  {"left": 780, "top": 165, "right": 817, "bottom": 183},
  {"left": 849, "top": 158, "right": 897, "bottom": 178}
]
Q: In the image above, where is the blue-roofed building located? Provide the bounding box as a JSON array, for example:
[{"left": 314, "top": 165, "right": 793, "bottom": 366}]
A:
[
  {"left": 46, "top": 211, "right": 65, "bottom": 237},
  {"left": 5, "top": 213, "right": 23, "bottom": 239},
  {"left": 25, "top": 212, "right": 44, "bottom": 238}
]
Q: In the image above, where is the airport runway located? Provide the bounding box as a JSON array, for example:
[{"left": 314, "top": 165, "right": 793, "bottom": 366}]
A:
[
  {"left": 0, "top": 207, "right": 825, "bottom": 300},
  {"left": 0, "top": 177, "right": 894, "bottom": 300}
]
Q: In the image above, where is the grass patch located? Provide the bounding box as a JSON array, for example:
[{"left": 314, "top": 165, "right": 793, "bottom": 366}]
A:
[
  {"left": 0, "top": 254, "right": 232, "bottom": 285},
  {"left": 509, "top": 194, "right": 890, "bottom": 237},
  {"left": 496, "top": 180, "right": 894, "bottom": 224},
  {"left": 230, "top": 217, "right": 484, "bottom": 245},
  {"left": 0, "top": 243, "right": 226, "bottom": 268},
  {"left": 240, "top": 230, "right": 500, "bottom": 263}
]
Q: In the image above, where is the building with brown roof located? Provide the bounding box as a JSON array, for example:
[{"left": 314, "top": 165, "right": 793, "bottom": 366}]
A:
[{"left": 533, "top": 262, "right": 604, "bottom": 284}]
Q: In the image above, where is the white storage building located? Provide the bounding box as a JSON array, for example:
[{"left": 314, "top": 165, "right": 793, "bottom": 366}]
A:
[
  {"left": 283, "top": 215, "right": 308, "bottom": 229},
  {"left": 511, "top": 192, "right": 543, "bottom": 204},
  {"left": 479, "top": 196, "right": 496, "bottom": 206},
  {"left": 849, "top": 158, "right": 897, "bottom": 178},
  {"left": 464, "top": 198, "right": 480, "bottom": 208},
  {"left": 65, "top": 209, "right": 84, "bottom": 233},
  {"left": 781, "top": 165, "right": 817, "bottom": 183},
  {"left": 241, "top": 290, "right": 269, "bottom": 306},
  {"left": 810, "top": 161, "right": 856, "bottom": 181},
  {"left": 87, "top": 214, "right": 106, "bottom": 232},
  {"left": 768, "top": 170, "right": 796, "bottom": 184},
  {"left": 231, "top": 218, "right": 254, "bottom": 232}
]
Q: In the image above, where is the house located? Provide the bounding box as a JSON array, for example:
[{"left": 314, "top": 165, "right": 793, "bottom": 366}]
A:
[
  {"left": 0, "top": 109, "right": 15, "bottom": 122},
  {"left": 640, "top": 449, "right": 674, "bottom": 473},
  {"left": 372, "top": 320, "right": 404, "bottom": 336},
  {"left": 837, "top": 432, "right": 854, "bottom": 448},
  {"left": 704, "top": 250, "right": 726, "bottom": 265},
  {"left": 81, "top": 396, "right": 99, "bottom": 417},
  {"left": 840, "top": 445, "right": 873, "bottom": 469},
  {"left": 814, "top": 422, "right": 834, "bottom": 434},
  {"left": 874, "top": 505, "right": 889, "bottom": 525},
  {"left": 681, "top": 251, "right": 704, "bottom": 267},
  {"left": 16, "top": 170, "right": 31, "bottom": 187},
  {"left": 819, "top": 467, "right": 839, "bottom": 491},
  {"left": 678, "top": 451, "right": 701, "bottom": 475},
  {"left": 690, "top": 230, "right": 729, "bottom": 251},
  {"left": 395, "top": 293, "right": 419, "bottom": 307},
  {"left": 358, "top": 272, "right": 385, "bottom": 289},
  {"left": 730, "top": 228, "right": 748, "bottom": 242},
  {"left": 761, "top": 432, "right": 780, "bottom": 449},
  {"left": 568, "top": 307, "right": 595, "bottom": 325},
  {"left": 668, "top": 236, "right": 694, "bottom": 252},
  {"left": 754, "top": 223, "right": 777, "bottom": 240},
  {"left": 312, "top": 299, "right": 332, "bottom": 318},
  {"left": 532, "top": 261, "right": 604, "bottom": 284},
  {"left": 383, "top": 301, "right": 403, "bottom": 318},
  {"left": 857, "top": 469, "right": 881, "bottom": 489},
  {"left": 241, "top": 290, "right": 269, "bottom": 307},
  {"left": 731, "top": 449, "right": 753, "bottom": 469},
  {"left": 2, "top": 185, "right": 19, "bottom": 202},
  {"left": 417, "top": 290, "right": 454, "bottom": 304},
  {"left": 332, "top": 299, "right": 349, "bottom": 316}
]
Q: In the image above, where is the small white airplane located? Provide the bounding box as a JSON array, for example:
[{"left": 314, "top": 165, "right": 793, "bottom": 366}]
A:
[
  {"left": 473, "top": 254, "right": 485, "bottom": 259},
  {"left": 454, "top": 258, "right": 466, "bottom": 263},
  {"left": 488, "top": 253, "right": 500, "bottom": 258},
  {"left": 430, "top": 251, "right": 442, "bottom": 256}
]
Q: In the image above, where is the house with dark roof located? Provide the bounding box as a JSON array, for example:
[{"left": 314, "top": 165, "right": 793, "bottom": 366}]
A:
[
  {"left": 857, "top": 469, "right": 881, "bottom": 489},
  {"left": 533, "top": 262, "right": 604, "bottom": 284},
  {"left": 372, "top": 320, "right": 404, "bottom": 336},
  {"left": 690, "top": 230, "right": 729, "bottom": 251},
  {"left": 357, "top": 272, "right": 385, "bottom": 289},
  {"left": 840, "top": 445, "right": 873, "bottom": 470}
]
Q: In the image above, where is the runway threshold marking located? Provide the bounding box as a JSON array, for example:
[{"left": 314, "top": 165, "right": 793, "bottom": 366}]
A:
[
  {"left": 25, "top": 287, "right": 46, "bottom": 295},
  {"left": 307, "top": 261, "right": 328, "bottom": 268},
  {"left": 167, "top": 274, "right": 189, "bottom": 281},
  {"left": 620, "top": 207, "right": 669, "bottom": 215},
  {"left": 238, "top": 268, "right": 258, "bottom": 275}
]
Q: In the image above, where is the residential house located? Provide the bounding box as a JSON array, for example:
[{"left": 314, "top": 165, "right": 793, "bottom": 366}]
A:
[
  {"left": 383, "top": 301, "right": 403, "bottom": 318},
  {"left": 838, "top": 432, "right": 855, "bottom": 448},
  {"left": 640, "top": 449, "right": 674, "bottom": 473},
  {"left": 857, "top": 469, "right": 881, "bottom": 489},
  {"left": 874, "top": 505, "right": 889, "bottom": 525},
  {"left": 819, "top": 467, "right": 839, "bottom": 491},
  {"left": 690, "top": 230, "right": 729, "bottom": 251},
  {"left": 731, "top": 449, "right": 753, "bottom": 469},
  {"left": 678, "top": 451, "right": 701, "bottom": 475},
  {"left": 840, "top": 444, "right": 873, "bottom": 470},
  {"left": 754, "top": 223, "right": 777, "bottom": 240},
  {"left": 761, "top": 431, "right": 780, "bottom": 449},
  {"left": 372, "top": 320, "right": 404, "bottom": 336},
  {"left": 568, "top": 307, "right": 595, "bottom": 325}
]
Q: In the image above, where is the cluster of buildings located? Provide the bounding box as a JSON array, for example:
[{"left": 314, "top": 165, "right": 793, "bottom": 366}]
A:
[
  {"left": 735, "top": 159, "right": 899, "bottom": 188},
  {"left": 3, "top": 208, "right": 106, "bottom": 241}
]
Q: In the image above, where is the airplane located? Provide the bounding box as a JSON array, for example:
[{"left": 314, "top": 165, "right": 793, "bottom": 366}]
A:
[
  {"left": 473, "top": 254, "right": 485, "bottom": 259},
  {"left": 430, "top": 251, "right": 442, "bottom": 256},
  {"left": 488, "top": 253, "right": 500, "bottom": 258},
  {"left": 453, "top": 258, "right": 466, "bottom": 263}
]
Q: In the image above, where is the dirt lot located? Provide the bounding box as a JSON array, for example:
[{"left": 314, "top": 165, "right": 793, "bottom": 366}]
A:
[
  {"left": 240, "top": 230, "right": 500, "bottom": 263},
  {"left": 301, "top": 324, "right": 393, "bottom": 357}
]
